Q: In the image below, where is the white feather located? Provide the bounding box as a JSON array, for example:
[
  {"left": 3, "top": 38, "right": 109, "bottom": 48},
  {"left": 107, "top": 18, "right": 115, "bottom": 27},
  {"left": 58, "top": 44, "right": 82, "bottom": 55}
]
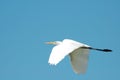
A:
[
  {"left": 69, "top": 47, "right": 89, "bottom": 74},
  {"left": 47, "top": 39, "right": 111, "bottom": 74},
  {"left": 48, "top": 39, "right": 89, "bottom": 65}
]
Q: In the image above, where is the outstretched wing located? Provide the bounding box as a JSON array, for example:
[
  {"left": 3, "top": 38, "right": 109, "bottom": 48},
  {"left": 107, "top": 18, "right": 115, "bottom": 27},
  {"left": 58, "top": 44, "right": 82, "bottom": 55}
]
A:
[
  {"left": 48, "top": 43, "right": 76, "bottom": 65},
  {"left": 69, "top": 47, "right": 89, "bottom": 74}
]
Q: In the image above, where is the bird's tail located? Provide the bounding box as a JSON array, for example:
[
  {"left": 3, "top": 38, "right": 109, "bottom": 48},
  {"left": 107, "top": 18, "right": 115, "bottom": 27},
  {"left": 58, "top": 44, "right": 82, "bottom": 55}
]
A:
[{"left": 81, "top": 47, "right": 112, "bottom": 52}]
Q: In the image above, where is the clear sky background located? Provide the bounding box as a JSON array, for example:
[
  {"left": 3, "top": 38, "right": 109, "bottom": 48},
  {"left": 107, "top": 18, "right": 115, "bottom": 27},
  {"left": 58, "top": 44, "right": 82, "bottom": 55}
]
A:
[{"left": 0, "top": 0, "right": 120, "bottom": 80}]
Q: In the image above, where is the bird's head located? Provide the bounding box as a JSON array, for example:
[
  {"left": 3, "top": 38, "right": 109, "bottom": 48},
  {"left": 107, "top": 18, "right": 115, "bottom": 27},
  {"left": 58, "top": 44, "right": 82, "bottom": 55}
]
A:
[{"left": 45, "top": 41, "right": 62, "bottom": 45}]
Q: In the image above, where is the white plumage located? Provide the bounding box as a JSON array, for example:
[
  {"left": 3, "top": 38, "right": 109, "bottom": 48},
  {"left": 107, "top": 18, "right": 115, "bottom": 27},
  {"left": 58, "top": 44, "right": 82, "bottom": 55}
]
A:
[
  {"left": 47, "top": 39, "right": 90, "bottom": 74},
  {"left": 69, "top": 47, "right": 89, "bottom": 74},
  {"left": 46, "top": 39, "right": 112, "bottom": 74}
]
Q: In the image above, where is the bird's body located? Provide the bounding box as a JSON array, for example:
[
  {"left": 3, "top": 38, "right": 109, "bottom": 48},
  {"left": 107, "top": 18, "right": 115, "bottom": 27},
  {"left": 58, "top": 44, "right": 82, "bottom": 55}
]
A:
[{"left": 46, "top": 39, "right": 112, "bottom": 74}]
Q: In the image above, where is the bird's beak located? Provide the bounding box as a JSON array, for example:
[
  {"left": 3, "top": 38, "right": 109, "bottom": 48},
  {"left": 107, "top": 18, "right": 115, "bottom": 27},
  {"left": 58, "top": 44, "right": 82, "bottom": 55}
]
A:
[{"left": 45, "top": 42, "right": 55, "bottom": 45}]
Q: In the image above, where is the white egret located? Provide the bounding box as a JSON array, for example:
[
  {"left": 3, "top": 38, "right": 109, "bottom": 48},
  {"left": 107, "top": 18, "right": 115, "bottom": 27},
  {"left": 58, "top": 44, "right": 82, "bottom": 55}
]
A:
[{"left": 46, "top": 39, "right": 112, "bottom": 74}]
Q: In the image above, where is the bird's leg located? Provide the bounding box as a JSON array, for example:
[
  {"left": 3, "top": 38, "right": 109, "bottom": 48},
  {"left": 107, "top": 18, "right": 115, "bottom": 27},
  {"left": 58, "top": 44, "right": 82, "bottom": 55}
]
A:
[{"left": 81, "top": 46, "right": 112, "bottom": 52}]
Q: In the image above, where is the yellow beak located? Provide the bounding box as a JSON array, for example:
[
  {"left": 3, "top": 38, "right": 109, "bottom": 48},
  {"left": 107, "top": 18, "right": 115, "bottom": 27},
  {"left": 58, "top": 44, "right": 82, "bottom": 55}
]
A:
[{"left": 45, "top": 42, "right": 56, "bottom": 45}]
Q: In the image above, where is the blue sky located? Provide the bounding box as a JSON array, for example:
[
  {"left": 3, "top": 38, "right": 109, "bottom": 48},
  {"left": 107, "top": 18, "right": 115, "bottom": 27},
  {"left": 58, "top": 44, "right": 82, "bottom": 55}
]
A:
[{"left": 0, "top": 0, "right": 120, "bottom": 80}]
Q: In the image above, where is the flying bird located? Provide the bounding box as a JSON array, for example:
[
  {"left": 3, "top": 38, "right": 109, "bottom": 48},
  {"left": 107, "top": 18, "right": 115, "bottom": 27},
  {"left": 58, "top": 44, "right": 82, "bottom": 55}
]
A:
[{"left": 46, "top": 39, "right": 112, "bottom": 74}]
